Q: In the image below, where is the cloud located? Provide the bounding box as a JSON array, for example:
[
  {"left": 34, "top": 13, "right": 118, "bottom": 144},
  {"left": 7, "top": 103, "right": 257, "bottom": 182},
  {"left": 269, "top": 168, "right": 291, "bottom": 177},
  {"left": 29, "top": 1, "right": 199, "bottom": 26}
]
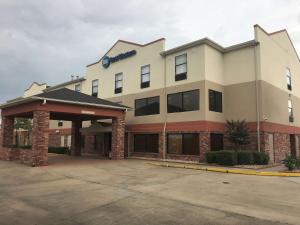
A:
[{"left": 0, "top": 0, "right": 299, "bottom": 102}]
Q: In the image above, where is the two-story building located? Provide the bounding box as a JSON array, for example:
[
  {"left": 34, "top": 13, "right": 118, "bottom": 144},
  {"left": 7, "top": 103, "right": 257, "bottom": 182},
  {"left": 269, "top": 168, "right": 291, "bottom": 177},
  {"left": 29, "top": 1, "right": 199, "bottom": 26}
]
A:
[{"left": 4, "top": 25, "right": 300, "bottom": 163}]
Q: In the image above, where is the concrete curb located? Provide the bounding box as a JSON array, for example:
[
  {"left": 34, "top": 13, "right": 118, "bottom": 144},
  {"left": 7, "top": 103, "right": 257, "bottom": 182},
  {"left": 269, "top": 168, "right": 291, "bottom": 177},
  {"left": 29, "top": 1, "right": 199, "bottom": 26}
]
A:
[{"left": 149, "top": 162, "right": 300, "bottom": 177}]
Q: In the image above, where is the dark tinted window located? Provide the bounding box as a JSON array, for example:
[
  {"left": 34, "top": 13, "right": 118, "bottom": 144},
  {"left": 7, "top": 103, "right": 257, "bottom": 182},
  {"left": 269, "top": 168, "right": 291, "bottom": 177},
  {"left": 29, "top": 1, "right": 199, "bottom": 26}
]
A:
[
  {"left": 209, "top": 90, "right": 222, "bottom": 112},
  {"left": 167, "top": 133, "right": 199, "bottom": 155},
  {"left": 134, "top": 134, "right": 159, "bottom": 153},
  {"left": 135, "top": 96, "right": 159, "bottom": 116},
  {"left": 175, "top": 54, "right": 187, "bottom": 81},
  {"left": 182, "top": 133, "right": 199, "bottom": 155},
  {"left": 210, "top": 133, "right": 223, "bottom": 151},
  {"left": 168, "top": 90, "right": 199, "bottom": 113}
]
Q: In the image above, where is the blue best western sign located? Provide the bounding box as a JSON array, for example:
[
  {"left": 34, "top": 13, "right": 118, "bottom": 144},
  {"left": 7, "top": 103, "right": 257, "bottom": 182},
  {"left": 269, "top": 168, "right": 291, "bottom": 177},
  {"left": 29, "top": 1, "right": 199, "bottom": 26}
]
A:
[{"left": 102, "top": 50, "right": 137, "bottom": 68}]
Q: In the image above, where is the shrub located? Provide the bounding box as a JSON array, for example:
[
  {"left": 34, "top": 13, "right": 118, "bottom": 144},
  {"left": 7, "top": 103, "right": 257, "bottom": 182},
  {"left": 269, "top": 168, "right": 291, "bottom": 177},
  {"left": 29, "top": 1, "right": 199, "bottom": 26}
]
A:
[
  {"left": 48, "top": 147, "right": 69, "bottom": 154},
  {"left": 206, "top": 152, "right": 217, "bottom": 163},
  {"left": 283, "top": 155, "right": 297, "bottom": 171},
  {"left": 253, "top": 152, "right": 269, "bottom": 165},
  {"left": 215, "top": 150, "right": 237, "bottom": 166},
  {"left": 237, "top": 151, "right": 254, "bottom": 165},
  {"left": 296, "top": 158, "right": 300, "bottom": 169}
]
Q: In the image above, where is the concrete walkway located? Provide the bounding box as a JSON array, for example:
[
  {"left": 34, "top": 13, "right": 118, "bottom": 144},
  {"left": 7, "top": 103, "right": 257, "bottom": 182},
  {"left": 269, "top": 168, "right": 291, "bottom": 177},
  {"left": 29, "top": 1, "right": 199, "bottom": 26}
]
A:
[{"left": 0, "top": 155, "right": 300, "bottom": 225}]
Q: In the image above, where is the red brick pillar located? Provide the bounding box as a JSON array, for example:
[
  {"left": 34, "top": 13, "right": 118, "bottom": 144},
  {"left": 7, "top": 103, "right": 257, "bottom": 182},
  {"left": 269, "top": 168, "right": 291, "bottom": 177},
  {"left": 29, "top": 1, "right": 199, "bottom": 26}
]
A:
[
  {"left": 111, "top": 113, "right": 125, "bottom": 160},
  {"left": 1, "top": 116, "right": 14, "bottom": 147},
  {"left": 31, "top": 111, "right": 49, "bottom": 166},
  {"left": 199, "top": 132, "right": 210, "bottom": 162},
  {"left": 71, "top": 120, "right": 82, "bottom": 156},
  {"left": 159, "top": 132, "right": 165, "bottom": 159}
]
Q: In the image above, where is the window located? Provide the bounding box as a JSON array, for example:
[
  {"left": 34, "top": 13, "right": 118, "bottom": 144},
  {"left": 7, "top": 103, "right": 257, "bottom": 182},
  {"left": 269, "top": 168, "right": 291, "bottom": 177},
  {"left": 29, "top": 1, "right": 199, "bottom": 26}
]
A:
[
  {"left": 81, "top": 135, "right": 85, "bottom": 148},
  {"left": 115, "top": 73, "right": 123, "bottom": 94},
  {"left": 288, "top": 99, "right": 294, "bottom": 122},
  {"left": 58, "top": 120, "right": 63, "bottom": 127},
  {"left": 167, "top": 133, "right": 199, "bottom": 155},
  {"left": 141, "top": 65, "right": 150, "bottom": 88},
  {"left": 92, "top": 79, "right": 98, "bottom": 97},
  {"left": 210, "top": 133, "right": 223, "bottom": 151},
  {"left": 135, "top": 96, "right": 160, "bottom": 116},
  {"left": 209, "top": 90, "right": 222, "bottom": 113},
  {"left": 134, "top": 134, "right": 159, "bottom": 153},
  {"left": 175, "top": 54, "right": 187, "bottom": 81},
  {"left": 75, "top": 84, "right": 81, "bottom": 92},
  {"left": 167, "top": 90, "right": 199, "bottom": 113},
  {"left": 286, "top": 68, "right": 292, "bottom": 91}
]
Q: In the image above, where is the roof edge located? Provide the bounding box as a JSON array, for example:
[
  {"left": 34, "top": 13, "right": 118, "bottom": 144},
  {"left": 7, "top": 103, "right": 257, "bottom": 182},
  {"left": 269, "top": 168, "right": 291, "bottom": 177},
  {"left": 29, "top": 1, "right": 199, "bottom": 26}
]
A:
[
  {"left": 254, "top": 24, "right": 300, "bottom": 62},
  {"left": 86, "top": 38, "right": 165, "bottom": 67},
  {"left": 160, "top": 38, "right": 257, "bottom": 56},
  {"left": 44, "top": 77, "right": 86, "bottom": 92},
  {"left": 31, "top": 96, "right": 130, "bottom": 110}
]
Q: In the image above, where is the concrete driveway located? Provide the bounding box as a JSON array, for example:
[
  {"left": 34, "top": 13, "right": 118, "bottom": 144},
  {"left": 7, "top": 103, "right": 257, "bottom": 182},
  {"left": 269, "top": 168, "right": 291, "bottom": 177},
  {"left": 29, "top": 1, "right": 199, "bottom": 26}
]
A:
[{"left": 0, "top": 154, "right": 299, "bottom": 225}]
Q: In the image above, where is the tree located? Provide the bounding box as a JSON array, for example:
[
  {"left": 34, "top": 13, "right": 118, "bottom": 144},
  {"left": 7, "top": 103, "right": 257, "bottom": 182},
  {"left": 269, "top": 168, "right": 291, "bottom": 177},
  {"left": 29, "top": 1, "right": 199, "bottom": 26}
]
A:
[
  {"left": 226, "top": 120, "right": 250, "bottom": 151},
  {"left": 14, "top": 118, "right": 32, "bottom": 146}
]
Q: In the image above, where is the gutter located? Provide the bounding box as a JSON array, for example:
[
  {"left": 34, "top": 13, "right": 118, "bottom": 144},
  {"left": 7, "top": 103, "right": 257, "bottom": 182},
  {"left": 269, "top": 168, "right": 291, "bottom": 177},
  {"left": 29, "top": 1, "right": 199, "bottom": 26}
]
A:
[
  {"left": 31, "top": 97, "right": 130, "bottom": 110},
  {"left": 254, "top": 32, "right": 261, "bottom": 152}
]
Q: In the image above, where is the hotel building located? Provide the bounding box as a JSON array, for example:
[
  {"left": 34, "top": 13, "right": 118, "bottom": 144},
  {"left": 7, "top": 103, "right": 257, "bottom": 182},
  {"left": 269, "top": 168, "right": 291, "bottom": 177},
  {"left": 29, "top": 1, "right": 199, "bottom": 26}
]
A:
[{"left": 3, "top": 25, "right": 300, "bottom": 164}]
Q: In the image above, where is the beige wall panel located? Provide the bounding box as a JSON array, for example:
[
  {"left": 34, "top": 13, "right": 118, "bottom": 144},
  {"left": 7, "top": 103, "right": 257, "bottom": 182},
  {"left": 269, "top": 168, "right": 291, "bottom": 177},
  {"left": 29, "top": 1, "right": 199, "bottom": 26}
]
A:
[
  {"left": 165, "top": 45, "right": 205, "bottom": 87},
  {"left": 255, "top": 27, "right": 300, "bottom": 98},
  {"left": 223, "top": 47, "right": 256, "bottom": 85},
  {"left": 205, "top": 45, "right": 224, "bottom": 84},
  {"left": 24, "top": 83, "right": 47, "bottom": 97},
  {"left": 260, "top": 80, "right": 300, "bottom": 126},
  {"left": 85, "top": 40, "right": 165, "bottom": 99},
  {"left": 224, "top": 81, "right": 257, "bottom": 122}
]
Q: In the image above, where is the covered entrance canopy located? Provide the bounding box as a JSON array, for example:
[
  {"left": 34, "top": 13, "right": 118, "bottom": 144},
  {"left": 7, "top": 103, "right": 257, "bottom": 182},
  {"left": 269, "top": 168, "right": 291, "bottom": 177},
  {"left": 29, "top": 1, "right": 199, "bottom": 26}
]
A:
[{"left": 0, "top": 88, "right": 129, "bottom": 166}]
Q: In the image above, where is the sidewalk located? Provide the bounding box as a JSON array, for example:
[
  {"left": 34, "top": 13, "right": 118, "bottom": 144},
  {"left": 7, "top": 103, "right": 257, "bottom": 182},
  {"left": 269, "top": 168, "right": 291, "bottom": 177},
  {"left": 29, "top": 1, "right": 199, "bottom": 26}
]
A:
[{"left": 149, "top": 161, "right": 300, "bottom": 177}]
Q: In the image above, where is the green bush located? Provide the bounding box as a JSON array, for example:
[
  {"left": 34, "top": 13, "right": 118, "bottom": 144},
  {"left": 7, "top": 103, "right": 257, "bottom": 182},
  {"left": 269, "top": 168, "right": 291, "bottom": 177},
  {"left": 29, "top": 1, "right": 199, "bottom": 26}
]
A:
[
  {"left": 296, "top": 158, "right": 300, "bottom": 169},
  {"left": 237, "top": 151, "right": 254, "bottom": 165},
  {"left": 215, "top": 150, "right": 237, "bottom": 166},
  {"left": 48, "top": 147, "right": 69, "bottom": 154},
  {"left": 206, "top": 152, "right": 217, "bottom": 163},
  {"left": 283, "top": 155, "right": 297, "bottom": 171},
  {"left": 253, "top": 152, "right": 269, "bottom": 165}
]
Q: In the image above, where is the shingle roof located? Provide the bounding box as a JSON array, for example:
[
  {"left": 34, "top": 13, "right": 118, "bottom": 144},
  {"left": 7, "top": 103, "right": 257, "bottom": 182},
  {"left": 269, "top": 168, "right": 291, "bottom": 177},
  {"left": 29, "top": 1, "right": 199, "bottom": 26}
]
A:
[{"left": 0, "top": 88, "right": 129, "bottom": 110}]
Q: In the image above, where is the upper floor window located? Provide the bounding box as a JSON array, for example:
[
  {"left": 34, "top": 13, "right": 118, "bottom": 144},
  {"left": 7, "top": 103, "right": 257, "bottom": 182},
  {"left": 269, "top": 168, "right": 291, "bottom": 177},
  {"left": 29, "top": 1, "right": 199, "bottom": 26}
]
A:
[
  {"left": 75, "top": 84, "right": 81, "bottom": 92},
  {"left": 167, "top": 89, "right": 199, "bottom": 113},
  {"left": 288, "top": 99, "right": 294, "bottom": 123},
  {"left": 209, "top": 89, "right": 222, "bottom": 113},
  {"left": 141, "top": 65, "right": 150, "bottom": 88},
  {"left": 175, "top": 54, "right": 187, "bottom": 81},
  {"left": 92, "top": 79, "right": 98, "bottom": 97},
  {"left": 115, "top": 73, "right": 123, "bottom": 94},
  {"left": 58, "top": 120, "right": 63, "bottom": 127},
  {"left": 135, "top": 96, "right": 160, "bottom": 116},
  {"left": 286, "top": 68, "right": 292, "bottom": 91}
]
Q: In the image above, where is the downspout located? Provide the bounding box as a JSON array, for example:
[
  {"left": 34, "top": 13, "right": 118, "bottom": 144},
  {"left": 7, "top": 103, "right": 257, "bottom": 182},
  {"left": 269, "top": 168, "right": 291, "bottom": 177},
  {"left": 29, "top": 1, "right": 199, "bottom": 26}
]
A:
[
  {"left": 162, "top": 54, "right": 167, "bottom": 160},
  {"left": 254, "top": 32, "right": 261, "bottom": 152}
]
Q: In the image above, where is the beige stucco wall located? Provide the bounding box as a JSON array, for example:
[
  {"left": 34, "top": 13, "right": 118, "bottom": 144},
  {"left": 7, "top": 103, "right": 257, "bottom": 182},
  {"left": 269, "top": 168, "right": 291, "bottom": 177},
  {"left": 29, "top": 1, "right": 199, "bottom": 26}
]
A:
[
  {"left": 165, "top": 45, "right": 205, "bottom": 87},
  {"left": 255, "top": 26, "right": 300, "bottom": 98},
  {"left": 24, "top": 82, "right": 47, "bottom": 97},
  {"left": 84, "top": 40, "right": 165, "bottom": 99}
]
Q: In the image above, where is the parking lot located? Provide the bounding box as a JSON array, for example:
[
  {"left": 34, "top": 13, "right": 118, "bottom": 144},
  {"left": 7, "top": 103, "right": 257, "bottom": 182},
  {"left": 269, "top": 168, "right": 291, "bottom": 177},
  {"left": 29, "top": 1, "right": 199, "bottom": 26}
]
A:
[{"left": 0, "top": 155, "right": 299, "bottom": 225}]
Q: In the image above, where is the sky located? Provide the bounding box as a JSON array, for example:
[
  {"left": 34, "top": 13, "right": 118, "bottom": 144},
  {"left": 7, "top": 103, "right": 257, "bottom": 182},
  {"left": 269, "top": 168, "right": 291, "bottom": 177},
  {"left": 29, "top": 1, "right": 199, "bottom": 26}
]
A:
[{"left": 0, "top": 0, "right": 300, "bottom": 102}]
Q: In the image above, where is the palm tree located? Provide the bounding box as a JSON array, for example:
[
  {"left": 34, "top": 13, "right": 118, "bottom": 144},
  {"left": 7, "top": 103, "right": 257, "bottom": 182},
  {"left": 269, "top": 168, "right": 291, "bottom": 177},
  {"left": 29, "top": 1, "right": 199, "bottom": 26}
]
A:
[{"left": 226, "top": 120, "right": 250, "bottom": 151}]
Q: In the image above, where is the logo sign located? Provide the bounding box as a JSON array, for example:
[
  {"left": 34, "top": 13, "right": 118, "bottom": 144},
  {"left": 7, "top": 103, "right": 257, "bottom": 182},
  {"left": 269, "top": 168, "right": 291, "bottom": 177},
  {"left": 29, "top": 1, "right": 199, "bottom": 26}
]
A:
[{"left": 102, "top": 50, "right": 136, "bottom": 68}]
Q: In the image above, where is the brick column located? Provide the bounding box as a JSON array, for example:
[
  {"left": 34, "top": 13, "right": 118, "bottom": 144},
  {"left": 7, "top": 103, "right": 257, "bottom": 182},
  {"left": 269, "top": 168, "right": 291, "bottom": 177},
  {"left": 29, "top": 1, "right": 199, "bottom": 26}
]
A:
[
  {"left": 111, "top": 113, "right": 125, "bottom": 160},
  {"left": 199, "top": 132, "right": 210, "bottom": 162},
  {"left": 1, "top": 116, "right": 14, "bottom": 147},
  {"left": 159, "top": 132, "right": 165, "bottom": 159},
  {"left": 71, "top": 120, "right": 82, "bottom": 156},
  {"left": 31, "top": 110, "right": 49, "bottom": 166}
]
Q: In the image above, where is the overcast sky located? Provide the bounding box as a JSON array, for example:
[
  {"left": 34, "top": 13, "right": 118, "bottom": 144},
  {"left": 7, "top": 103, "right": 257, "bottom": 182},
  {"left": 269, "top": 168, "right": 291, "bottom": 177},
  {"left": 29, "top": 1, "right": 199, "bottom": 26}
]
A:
[{"left": 0, "top": 0, "right": 299, "bottom": 102}]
